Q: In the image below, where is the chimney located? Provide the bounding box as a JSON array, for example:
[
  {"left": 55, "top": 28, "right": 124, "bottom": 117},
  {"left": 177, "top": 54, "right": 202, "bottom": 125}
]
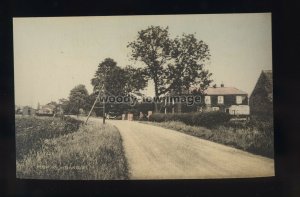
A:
[{"left": 221, "top": 82, "right": 224, "bottom": 87}]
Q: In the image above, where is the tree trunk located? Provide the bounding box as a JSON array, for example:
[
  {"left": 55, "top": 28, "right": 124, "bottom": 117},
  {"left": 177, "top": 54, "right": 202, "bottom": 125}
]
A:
[
  {"left": 177, "top": 102, "right": 182, "bottom": 113},
  {"left": 177, "top": 89, "right": 182, "bottom": 113},
  {"left": 154, "top": 79, "right": 159, "bottom": 113}
]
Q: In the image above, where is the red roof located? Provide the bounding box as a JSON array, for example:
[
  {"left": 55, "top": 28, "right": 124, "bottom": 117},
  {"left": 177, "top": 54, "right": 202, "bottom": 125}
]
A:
[{"left": 204, "top": 87, "right": 247, "bottom": 95}]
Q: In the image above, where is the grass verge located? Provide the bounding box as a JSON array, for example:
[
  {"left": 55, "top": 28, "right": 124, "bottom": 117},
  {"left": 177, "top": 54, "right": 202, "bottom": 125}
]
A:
[
  {"left": 16, "top": 116, "right": 129, "bottom": 180},
  {"left": 143, "top": 120, "right": 273, "bottom": 158},
  {"left": 16, "top": 116, "right": 83, "bottom": 161}
]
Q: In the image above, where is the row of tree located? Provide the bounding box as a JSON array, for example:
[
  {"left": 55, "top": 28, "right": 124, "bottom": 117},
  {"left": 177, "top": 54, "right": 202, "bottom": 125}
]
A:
[
  {"left": 58, "top": 83, "right": 153, "bottom": 116},
  {"left": 55, "top": 26, "right": 213, "bottom": 115}
]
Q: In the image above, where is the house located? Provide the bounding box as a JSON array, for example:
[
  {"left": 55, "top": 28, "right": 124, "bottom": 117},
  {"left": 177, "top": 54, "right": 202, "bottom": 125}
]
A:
[
  {"left": 164, "top": 83, "right": 250, "bottom": 115},
  {"left": 22, "top": 106, "right": 36, "bottom": 116},
  {"left": 202, "top": 83, "right": 250, "bottom": 115},
  {"left": 249, "top": 70, "right": 273, "bottom": 119},
  {"left": 36, "top": 103, "right": 55, "bottom": 116}
]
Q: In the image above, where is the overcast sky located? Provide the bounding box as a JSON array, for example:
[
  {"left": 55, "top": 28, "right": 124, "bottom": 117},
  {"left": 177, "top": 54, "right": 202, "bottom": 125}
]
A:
[{"left": 14, "top": 13, "right": 272, "bottom": 107}]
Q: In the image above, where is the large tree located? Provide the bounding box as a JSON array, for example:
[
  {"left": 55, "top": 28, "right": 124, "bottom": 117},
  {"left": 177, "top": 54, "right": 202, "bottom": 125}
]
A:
[
  {"left": 123, "top": 65, "right": 148, "bottom": 93},
  {"left": 128, "top": 27, "right": 213, "bottom": 112},
  {"left": 91, "top": 58, "right": 148, "bottom": 95},
  {"left": 91, "top": 58, "right": 127, "bottom": 96},
  {"left": 165, "top": 33, "right": 212, "bottom": 95},
  {"left": 68, "top": 84, "right": 89, "bottom": 115},
  {"left": 127, "top": 26, "right": 172, "bottom": 97},
  {"left": 90, "top": 58, "right": 147, "bottom": 115}
]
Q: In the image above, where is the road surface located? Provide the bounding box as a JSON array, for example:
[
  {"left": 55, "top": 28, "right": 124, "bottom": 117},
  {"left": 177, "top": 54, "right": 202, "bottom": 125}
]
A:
[
  {"left": 80, "top": 116, "right": 274, "bottom": 179},
  {"left": 106, "top": 120, "right": 274, "bottom": 180}
]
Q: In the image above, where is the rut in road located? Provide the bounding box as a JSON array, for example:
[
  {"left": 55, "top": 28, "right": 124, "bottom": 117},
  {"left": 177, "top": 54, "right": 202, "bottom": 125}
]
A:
[{"left": 108, "top": 120, "right": 274, "bottom": 180}]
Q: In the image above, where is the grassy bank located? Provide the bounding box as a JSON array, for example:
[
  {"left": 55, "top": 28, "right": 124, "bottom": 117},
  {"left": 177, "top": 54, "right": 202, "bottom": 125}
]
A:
[
  {"left": 16, "top": 116, "right": 83, "bottom": 161},
  {"left": 16, "top": 116, "right": 129, "bottom": 180},
  {"left": 144, "top": 120, "right": 273, "bottom": 158}
]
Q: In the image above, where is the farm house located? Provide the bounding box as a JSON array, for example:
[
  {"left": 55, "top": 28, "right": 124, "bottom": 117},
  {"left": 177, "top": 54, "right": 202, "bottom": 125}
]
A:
[
  {"left": 202, "top": 84, "right": 249, "bottom": 115},
  {"left": 163, "top": 83, "right": 250, "bottom": 115}
]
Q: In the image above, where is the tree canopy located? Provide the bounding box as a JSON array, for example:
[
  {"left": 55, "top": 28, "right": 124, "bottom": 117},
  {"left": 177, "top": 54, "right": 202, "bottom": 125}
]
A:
[
  {"left": 68, "top": 84, "right": 89, "bottom": 114},
  {"left": 165, "top": 33, "right": 212, "bottom": 95},
  {"left": 128, "top": 26, "right": 213, "bottom": 98},
  {"left": 123, "top": 65, "right": 148, "bottom": 93},
  {"left": 91, "top": 58, "right": 126, "bottom": 96},
  {"left": 91, "top": 58, "right": 147, "bottom": 96},
  {"left": 90, "top": 58, "right": 148, "bottom": 115},
  {"left": 128, "top": 26, "right": 172, "bottom": 97}
]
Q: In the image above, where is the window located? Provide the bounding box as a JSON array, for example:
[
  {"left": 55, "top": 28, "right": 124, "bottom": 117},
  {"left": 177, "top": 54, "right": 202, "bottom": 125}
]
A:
[
  {"left": 205, "top": 96, "right": 211, "bottom": 104},
  {"left": 217, "top": 96, "right": 224, "bottom": 104},
  {"left": 236, "top": 96, "right": 242, "bottom": 104}
]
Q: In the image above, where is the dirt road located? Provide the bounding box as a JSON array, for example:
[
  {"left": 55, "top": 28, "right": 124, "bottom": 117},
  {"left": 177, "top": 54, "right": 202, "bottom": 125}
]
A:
[{"left": 107, "top": 120, "right": 274, "bottom": 179}]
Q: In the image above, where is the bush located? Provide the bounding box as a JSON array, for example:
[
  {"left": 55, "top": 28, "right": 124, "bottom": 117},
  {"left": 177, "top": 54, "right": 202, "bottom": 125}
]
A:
[
  {"left": 149, "top": 111, "right": 231, "bottom": 128},
  {"left": 16, "top": 116, "right": 83, "bottom": 161},
  {"left": 16, "top": 120, "right": 129, "bottom": 180},
  {"left": 192, "top": 112, "right": 231, "bottom": 128}
]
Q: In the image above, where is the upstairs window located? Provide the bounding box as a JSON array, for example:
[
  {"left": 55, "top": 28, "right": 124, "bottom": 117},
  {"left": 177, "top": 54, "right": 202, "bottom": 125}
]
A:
[
  {"left": 217, "top": 96, "right": 224, "bottom": 104},
  {"left": 205, "top": 96, "right": 211, "bottom": 104},
  {"left": 236, "top": 96, "right": 242, "bottom": 104}
]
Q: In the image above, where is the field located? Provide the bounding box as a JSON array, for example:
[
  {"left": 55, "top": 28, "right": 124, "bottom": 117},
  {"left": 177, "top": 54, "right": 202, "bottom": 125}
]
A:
[
  {"left": 16, "top": 116, "right": 129, "bottom": 180},
  {"left": 143, "top": 119, "right": 274, "bottom": 158}
]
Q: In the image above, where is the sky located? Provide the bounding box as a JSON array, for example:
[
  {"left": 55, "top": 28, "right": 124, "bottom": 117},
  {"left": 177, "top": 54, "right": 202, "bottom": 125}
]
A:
[{"left": 14, "top": 13, "right": 272, "bottom": 107}]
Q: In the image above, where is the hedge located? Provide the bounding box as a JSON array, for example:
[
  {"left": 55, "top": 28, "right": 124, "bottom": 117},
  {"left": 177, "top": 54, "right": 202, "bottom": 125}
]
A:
[{"left": 149, "top": 111, "right": 231, "bottom": 128}]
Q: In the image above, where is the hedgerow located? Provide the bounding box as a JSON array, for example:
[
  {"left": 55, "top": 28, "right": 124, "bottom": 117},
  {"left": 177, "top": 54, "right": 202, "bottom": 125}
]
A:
[{"left": 149, "top": 111, "right": 231, "bottom": 128}]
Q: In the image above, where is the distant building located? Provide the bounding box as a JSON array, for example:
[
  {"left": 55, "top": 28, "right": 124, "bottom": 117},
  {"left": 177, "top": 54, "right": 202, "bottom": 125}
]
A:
[
  {"left": 202, "top": 84, "right": 249, "bottom": 115},
  {"left": 36, "top": 104, "right": 55, "bottom": 116},
  {"left": 15, "top": 105, "right": 23, "bottom": 114},
  {"left": 22, "top": 106, "right": 36, "bottom": 116},
  {"left": 249, "top": 70, "right": 273, "bottom": 119}
]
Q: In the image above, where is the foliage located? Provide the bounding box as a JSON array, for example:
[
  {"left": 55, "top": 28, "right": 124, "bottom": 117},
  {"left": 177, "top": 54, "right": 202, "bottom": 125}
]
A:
[
  {"left": 149, "top": 111, "right": 231, "bottom": 128},
  {"left": 123, "top": 65, "right": 148, "bottom": 93},
  {"left": 90, "top": 58, "right": 148, "bottom": 116},
  {"left": 128, "top": 26, "right": 172, "bottom": 97},
  {"left": 16, "top": 117, "right": 129, "bottom": 180},
  {"left": 134, "top": 102, "right": 154, "bottom": 114},
  {"left": 165, "top": 34, "right": 212, "bottom": 95},
  {"left": 68, "top": 84, "right": 89, "bottom": 114},
  {"left": 193, "top": 111, "right": 231, "bottom": 128},
  {"left": 91, "top": 58, "right": 127, "bottom": 96},
  {"left": 15, "top": 116, "right": 83, "bottom": 161},
  {"left": 128, "top": 26, "right": 212, "bottom": 96},
  {"left": 128, "top": 26, "right": 213, "bottom": 113},
  {"left": 58, "top": 98, "right": 70, "bottom": 113},
  {"left": 146, "top": 120, "right": 274, "bottom": 158},
  {"left": 91, "top": 58, "right": 148, "bottom": 96}
]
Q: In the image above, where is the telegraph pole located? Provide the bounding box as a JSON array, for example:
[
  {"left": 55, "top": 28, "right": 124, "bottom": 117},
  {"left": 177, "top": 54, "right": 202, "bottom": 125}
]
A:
[
  {"left": 102, "top": 89, "right": 105, "bottom": 124},
  {"left": 85, "top": 68, "right": 106, "bottom": 125},
  {"left": 102, "top": 70, "right": 106, "bottom": 124},
  {"left": 85, "top": 87, "right": 102, "bottom": 125}
]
